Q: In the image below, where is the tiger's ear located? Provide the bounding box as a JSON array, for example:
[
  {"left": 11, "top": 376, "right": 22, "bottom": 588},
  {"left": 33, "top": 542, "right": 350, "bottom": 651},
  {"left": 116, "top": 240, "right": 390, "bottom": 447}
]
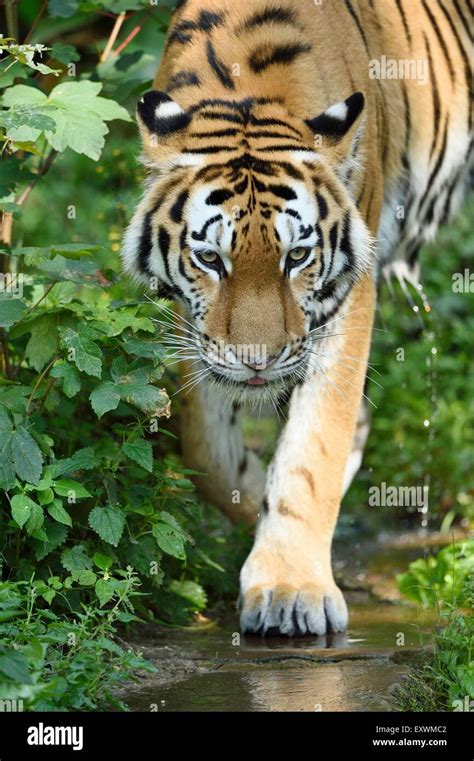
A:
[
  {"left": 136, "top": 90, "right": 191, "bottom": 166},
  {"left": 306, "top": 92, "right": 365, "bottom": 182}
]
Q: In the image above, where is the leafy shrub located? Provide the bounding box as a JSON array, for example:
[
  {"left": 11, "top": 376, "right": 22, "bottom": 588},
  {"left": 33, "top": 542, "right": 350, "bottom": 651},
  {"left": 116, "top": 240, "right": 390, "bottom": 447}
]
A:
[
  {"left": 0, "top": 573, "right": 155, "bottom": 710},
  {"left": 396, "top": 541, "right": 474, "bottom": 608},
  {"left": 396, "top": 614, "right": 474, "bottom": 711}
]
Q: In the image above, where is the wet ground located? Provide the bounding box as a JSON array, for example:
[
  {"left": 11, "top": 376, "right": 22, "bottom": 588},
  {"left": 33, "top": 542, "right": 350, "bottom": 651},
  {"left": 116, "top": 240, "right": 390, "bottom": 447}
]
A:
[{"left": 117, "top": 530, "right": 456, "bottom": 712}]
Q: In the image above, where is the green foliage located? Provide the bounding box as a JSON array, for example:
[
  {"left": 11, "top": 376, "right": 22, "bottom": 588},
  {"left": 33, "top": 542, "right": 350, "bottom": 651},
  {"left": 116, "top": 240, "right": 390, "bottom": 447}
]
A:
[
  {"left": 0, "top": 573, "right": 155, "bottom": 710},
  {"left": 397, "top": 614, "right": 474, "bottom": 711},
  {"left": 397, "top": 540, "right": 474, "bottom": 607},
  {"left": 397, "top": 541, "right": 474, "bottom": 608}
]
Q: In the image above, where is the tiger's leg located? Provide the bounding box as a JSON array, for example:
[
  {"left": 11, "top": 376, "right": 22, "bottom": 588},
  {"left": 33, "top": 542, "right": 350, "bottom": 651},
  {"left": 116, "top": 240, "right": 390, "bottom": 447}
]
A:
[
  {"left": 240, "top": 275, "right": 376, "bottom": 635},
  {"left": 180, "top": 376, "right": 266, "bottom": 526}
]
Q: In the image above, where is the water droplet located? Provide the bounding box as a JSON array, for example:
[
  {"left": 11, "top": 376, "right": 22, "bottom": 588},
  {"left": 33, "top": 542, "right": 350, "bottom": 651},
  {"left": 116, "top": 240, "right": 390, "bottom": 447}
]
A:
[
  {"left": 423, "top": 419, "right": 430, "bottom": 428},
  {"left": 431, "top": 347, "right": 437, "bottom": 355}
]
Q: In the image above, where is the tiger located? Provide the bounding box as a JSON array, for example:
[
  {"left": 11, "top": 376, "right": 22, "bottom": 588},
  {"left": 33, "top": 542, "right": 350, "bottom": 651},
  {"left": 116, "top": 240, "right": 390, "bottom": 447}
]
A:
[{"left": 122, "top": 0, "right": 473, "bottom": 636}]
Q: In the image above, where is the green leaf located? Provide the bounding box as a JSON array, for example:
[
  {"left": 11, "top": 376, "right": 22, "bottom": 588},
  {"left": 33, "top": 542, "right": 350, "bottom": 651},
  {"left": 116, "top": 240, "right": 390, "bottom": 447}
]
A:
[
  {"left": 88, "top": 506, "right": 125, "bottom": 547},
  {"left": 0, "top": 298, "right": 27, "bottom": 328},
  {"left": 51, "top": 43, "right": 80, "bottom": 64},
  {"left": 51, "top": 447, "right": 97, "bottom": 477},
  {"left": 25, "top": 502, "right": 44, "bottom": 536},
  {"left": 152, "top": 522, "right": 186, "bottom": 560},
  {"left": 72, "top": 570, "right": 97, "bottom": 586},
  {"left": 123, "top": 438, "right": 153, "bottom": 472},
  {"left": 25, "top": 314, "right": 58, "bottom": 372},
  {"left": 61, "top": 544, "right": 92, "bottom": 572},
  {"left": 59, "top": 325, "right": 102, "bottom": 378},
  {"left": 168, "top": 580, "right": 207, "bottom": 611},
  {"left": 11, "top": 427, "right": 43, "bottom": 484},
  {"left": 95, "top": 578, "right": 115, "bottom": 607},
  {"left": 33, "top": 520, "right": 68, "bottom": 561},
  {"left": 93, "top": 552, "right": 113, "bottom": 571},
  {"left": 0, "top": 104, "right": 56, "bottom": 133},
  {"left": 0, "top": 650, "right": 31, "bottom": 683},
  {"left": 47, "top": 499, "right": 72, "bottom": 527},
  {"left": 50, "top": 361, "right": 81, "bottom": 398},
  {"left": 53, "top": 479, "right": 91, "bottom": 499},
  {"left": 48, "top": 0, "right": 80, "bottom": 18},
  {"left": 52, "top": 80, "right": 131, "bottom": 159},
  {"left": 11, "top": 493, "right": 38, "bottom": 528},
  {"left": 89, "top": 381, "right": 120, "bottom": 418}
]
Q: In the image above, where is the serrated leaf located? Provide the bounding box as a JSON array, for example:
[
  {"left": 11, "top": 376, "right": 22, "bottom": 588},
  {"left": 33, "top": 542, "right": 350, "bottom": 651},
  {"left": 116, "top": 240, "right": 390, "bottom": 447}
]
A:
[
  {"left": 51, "top": 447, "right": 97, "bottom": 477},
  {"left": 10, "top": 493, "right": 38, "bottom": 528},
  {"left": 50, "top": 361, "right": 81, "bottom": 397},
  {"left": 95, "top": 578, "right": 115, "bottom": 607},
  {"left": 25, "top": 314, "right": 58, "bottom": 372},
  {"left": 61, "top": 544, "right": 92, "bottom": 572},
  {"left": 72, "top": 570, "right": 97, "bottom": 586},
  {"left": 47, "top": 499, "right": 72, "bottom": 527},
  {"left": 0, "top": 298, "right": 27, "bottom": 328},
  {"left": 33, "top": 520, "right": 68, "bottom": 561},
  {"left": 93, "top": 552, "right": 113, "bottom": 571},
  {"left": 123, "top": 438, "right": 153, "bottom": 472},
  {"left": 152, "top": 522, "right": 186, "bottom": 560},
  {"left": 89, "top": 381, "right": 120, "bottom": 418},
  {"left": 53, "top": 479, "right": 91, "bottom": 499},
  {"left": 59, "top": 325, "right": 102, "bottom": 378},
  {"left": 11, "top": 427, "right": 43, "bottom": 484},
  {"left": 168, "top": 580, "right": 207, "bottom": 611},
  {"left": 88, "top": 505, "right": 125, "bottom": 547},
  {"left": 25, "top": 502, "right": 44, "bottom": 536}
]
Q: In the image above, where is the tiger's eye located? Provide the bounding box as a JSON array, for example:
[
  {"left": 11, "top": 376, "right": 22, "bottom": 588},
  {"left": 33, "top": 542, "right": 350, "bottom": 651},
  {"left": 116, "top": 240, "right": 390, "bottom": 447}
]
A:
[
  {"left": 199, "top": 251, "right": 219, "bottom": 264},
  {"left": 288, "top": 247, "right": 309, "bottom": 262}
]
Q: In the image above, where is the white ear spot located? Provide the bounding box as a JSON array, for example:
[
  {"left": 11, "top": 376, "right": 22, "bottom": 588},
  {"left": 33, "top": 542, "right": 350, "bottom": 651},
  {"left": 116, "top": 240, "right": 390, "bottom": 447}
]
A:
[
  {"left": 325, "top": 102, "right": 348, "bottom": 121},
  {"left": 155, "top": 101, "right": 184, "bottom": 119}
]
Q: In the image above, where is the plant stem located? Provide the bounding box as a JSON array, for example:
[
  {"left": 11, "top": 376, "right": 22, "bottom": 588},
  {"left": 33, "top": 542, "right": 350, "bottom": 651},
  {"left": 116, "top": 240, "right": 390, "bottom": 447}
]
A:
[
  {"left": 23, "top": 0, "right": 47, "bottom": 44},
  {"left": 0, "top": 328, "right": 13, "bottom": 379},
  {"left": 100, "top": 12, "right": 127, "bottom": 63},
  {"left": 5, "top": 0, "right": 18, "bottom": 41}
]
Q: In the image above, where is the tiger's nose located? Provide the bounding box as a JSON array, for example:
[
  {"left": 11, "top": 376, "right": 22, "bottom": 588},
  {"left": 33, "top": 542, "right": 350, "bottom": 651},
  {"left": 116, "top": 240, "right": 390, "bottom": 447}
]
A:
[{"left": 243, "top": 354, "right": 278, "bottom": 371}]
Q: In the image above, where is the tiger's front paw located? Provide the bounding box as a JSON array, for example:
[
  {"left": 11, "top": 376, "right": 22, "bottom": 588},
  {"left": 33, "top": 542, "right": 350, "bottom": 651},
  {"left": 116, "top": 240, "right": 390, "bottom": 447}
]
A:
[
  {"left": 239, "top": 551, "right": 348, "bottom": 636},
  {"left": 240, "top": 582, "right": 348, "bottom": 636}
]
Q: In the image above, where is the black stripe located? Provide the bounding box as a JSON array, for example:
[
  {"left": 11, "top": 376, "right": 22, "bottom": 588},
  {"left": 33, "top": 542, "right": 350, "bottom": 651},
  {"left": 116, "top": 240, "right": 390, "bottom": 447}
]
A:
[
  {"left": 395, "top": 0, "right": 412, "bottom": 47},
  {"left": 191, "top": 128, "right": 240, "bottom": 139},
  {"left": 167, "top": 70, "right": 201, "bottom": 93},
  {"left": 316, "top": 192, "right": 328, "bottom": 220},
  {"left": 452, "top": 0, "right": 471, "bottom": 39},
  {"left": 198, "top": 10, "right": 224, "bottom": 31},
  {"left": 191, "top": 214, "right": 222, "bottom": 241},
  {"left": 423, "top": 34, "right": 441, "bottom": 161},
  {"left": 158, "top": 226, "right": 172, "bottom": 282},
  {"left": 248, "top": 115, "right": 303, "bottom": 137},
  {"left": 249, "top": 42, "right": 311, "bottom": 74},
  {"left": 246, "top": 130, "right": 301, "bottom": 140},
  {"left": 418, "top": 119, "right": 449, "bottom": 213},
  {"left": 199, "top": 110, "right": 244, "bottom": 124},
  {"left": 206, "top": 188, "right": 234, "bottom": 205},
  {"left": 437, "top": 0, "right": 472, "bottom": 129},
  {"left": 255, "top": 144, "right": 313, "bottom": 153},
  {"left": 268, "top": 184, "right": 297, "bottom": 200},
  {"left": 239, "top": 6, "right": 298, "bottom": 31},
  {"left": 344, "top": 0, "right": 370, "bottom": 56},
  {"left": 186, "top": 145, "right": 237, "bottom": 154},
  {"left": 170, "top": 190, "right": 189, "bottom": 223},
  {"left": 206, "top": 40, "right": 236, "bottom": 90},
  {"left": 422, "top": 0, "right": 455, "bottom": 82}
]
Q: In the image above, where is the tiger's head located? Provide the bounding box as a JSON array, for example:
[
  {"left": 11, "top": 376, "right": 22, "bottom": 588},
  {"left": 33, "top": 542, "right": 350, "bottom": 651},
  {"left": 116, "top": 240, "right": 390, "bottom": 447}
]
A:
[{"left": 122, "top": 91, "right": 373, "bottom": 402}]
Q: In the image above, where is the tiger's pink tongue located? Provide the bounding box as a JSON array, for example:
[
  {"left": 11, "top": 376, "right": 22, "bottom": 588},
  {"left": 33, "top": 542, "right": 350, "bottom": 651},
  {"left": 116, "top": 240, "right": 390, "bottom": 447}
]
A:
[{"left": 247, "top": 376, "right": 267, "bottom": 386}]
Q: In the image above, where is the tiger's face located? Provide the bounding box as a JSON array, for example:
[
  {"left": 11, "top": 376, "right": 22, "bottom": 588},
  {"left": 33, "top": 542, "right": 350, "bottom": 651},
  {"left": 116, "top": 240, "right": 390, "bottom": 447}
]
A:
[{"left": 122, "top": 91, "right": 372, "bottom": 402}]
